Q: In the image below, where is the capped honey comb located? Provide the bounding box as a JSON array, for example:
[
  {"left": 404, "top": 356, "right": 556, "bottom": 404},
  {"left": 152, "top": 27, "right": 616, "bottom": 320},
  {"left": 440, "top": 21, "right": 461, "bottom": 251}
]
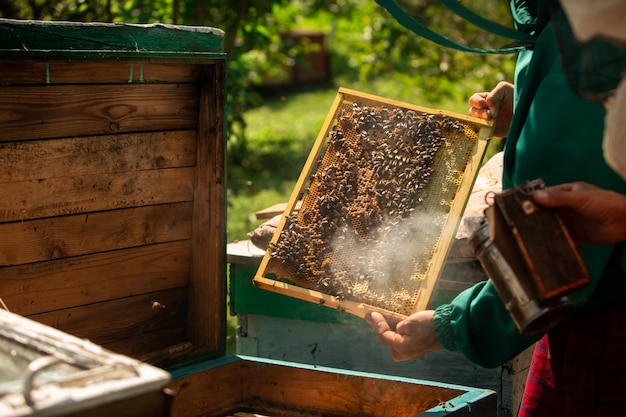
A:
[{"left": 254, "top": 88, "right": 494, "bottom": 318}]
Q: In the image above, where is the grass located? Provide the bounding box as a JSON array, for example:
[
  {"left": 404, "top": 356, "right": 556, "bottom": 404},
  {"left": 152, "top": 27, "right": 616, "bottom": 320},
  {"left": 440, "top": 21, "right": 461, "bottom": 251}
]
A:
[{"left": 226, "top": 84, "right": 336, "bottom": 242}]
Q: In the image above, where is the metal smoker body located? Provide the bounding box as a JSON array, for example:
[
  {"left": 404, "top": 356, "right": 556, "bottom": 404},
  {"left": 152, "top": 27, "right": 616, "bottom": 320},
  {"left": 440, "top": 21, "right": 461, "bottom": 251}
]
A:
[{"left": 468, "top": 179, "right": 590, "bottom": 336}]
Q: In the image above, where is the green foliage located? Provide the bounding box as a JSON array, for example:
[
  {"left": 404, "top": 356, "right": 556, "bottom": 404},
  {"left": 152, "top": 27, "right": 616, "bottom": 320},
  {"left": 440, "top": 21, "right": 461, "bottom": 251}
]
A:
[
  {"left": 0, "top": 0, "right": 517, "bottom": 241},
  {"left": 227, "top": 86, "right": 338, "bottom": 240},
  {"left": 1, "top": 1, "right": 516, "bottom": 135}
]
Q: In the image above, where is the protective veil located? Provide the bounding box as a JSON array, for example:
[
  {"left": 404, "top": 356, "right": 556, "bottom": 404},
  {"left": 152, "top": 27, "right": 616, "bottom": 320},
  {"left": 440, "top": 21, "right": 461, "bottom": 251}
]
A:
[{"left": 561, "top": 0, "right": 626, "bottom": 180}]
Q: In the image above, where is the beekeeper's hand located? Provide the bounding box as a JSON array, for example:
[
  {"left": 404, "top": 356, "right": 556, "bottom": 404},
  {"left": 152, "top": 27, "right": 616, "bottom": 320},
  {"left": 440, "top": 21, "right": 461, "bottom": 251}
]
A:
[
  {"left": 468, "top": 81, "right": 515, "bottom": 138},
  {"left": 533, "top": 181, "right": 626, "bottom": 244},
  {"left": 366, "top": 310, "right": 441, "bottom": 361}
]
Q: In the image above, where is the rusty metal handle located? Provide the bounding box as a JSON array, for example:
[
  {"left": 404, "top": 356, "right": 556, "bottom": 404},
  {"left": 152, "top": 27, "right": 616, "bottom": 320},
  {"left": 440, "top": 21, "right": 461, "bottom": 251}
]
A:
[{"left": 23, "top": 355, "right": 65, "bottom": 408}]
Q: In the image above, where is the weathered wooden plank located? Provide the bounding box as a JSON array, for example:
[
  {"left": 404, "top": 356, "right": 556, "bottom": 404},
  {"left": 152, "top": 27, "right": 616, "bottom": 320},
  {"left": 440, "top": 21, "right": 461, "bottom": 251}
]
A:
[
  {"left": 104, "top": 327, "right": 191, "bottom": 362},
  {"left": 0, "top": 83, "right": 199, "bottom": 142},
  {"left": 0, "top": 168, "right": 195, "bottom": 223},
  {"left": 0, "top": 59, "right": 201, "bottom": 85},
  {"left": 169, "top": 357, "right": 466, "bottom": 417},
  {"left": 511, "top": 344, "right": 535, "bottom": 415},
  {"left": 239, "top": 361, "right": 459, "bottom": 417},
  {"left": 0, "top": 130, "right": 196, "bottom": 182},
  {"left": 168, "top": 360, "right": 243, "bottom": 417},
  {"left": 0, "top": 202, "right": 192, "bottom": 266},
  {"left": 63, "top": 390, "right": 172, "bottom": 417},
  {"left": 29, "top": 287, "right": 188, "bottom": 345},
  {"left": 187, "top": 63, "right": 226, "bottom": 352},
  {"left": 0, "top": 240, "right": 191, "bottom": 316}
]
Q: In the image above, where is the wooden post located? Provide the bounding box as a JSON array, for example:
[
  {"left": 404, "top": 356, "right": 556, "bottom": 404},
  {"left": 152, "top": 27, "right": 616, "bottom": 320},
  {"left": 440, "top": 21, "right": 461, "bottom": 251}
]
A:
[{"left": 188, "top": 62, "right": 227, "bottom": 353}]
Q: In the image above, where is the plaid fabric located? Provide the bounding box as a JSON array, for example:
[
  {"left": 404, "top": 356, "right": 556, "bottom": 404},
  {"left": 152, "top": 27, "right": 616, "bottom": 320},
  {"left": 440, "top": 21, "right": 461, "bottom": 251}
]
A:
[{"left": 518, "top": 296, "right": 626, "bottom": 416}]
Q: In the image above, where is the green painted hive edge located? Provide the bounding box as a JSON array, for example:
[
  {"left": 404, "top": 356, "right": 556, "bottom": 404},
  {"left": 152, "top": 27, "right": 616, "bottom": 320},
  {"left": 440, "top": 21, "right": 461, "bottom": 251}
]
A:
[{"left": 0, "top": 18, "right": 225, "bottom": 60}]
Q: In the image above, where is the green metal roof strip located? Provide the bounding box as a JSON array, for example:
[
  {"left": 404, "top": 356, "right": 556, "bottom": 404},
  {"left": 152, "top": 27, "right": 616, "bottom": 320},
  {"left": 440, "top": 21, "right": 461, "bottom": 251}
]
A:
[{"left": 0, "top": 18, "right": 225, "bottom": 60}]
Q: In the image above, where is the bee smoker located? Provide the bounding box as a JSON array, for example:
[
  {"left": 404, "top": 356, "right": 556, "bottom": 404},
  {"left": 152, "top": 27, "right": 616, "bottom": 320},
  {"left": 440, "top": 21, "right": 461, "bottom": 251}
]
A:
[{"left": 468, "top": 179, "right": 590, "bottom": 336}]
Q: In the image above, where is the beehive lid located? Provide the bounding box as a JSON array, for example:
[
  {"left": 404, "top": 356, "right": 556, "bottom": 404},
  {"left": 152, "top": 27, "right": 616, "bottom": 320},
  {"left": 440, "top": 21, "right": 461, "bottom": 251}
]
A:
[
  {"left": 0, "top": 308, "right": 170, "bottom": 416},
  {"left": 0, "top": 18, "right": 225, "bottom": 61},
  {"left": 254, "top": 88, "right": 494, "bottom": 320}
]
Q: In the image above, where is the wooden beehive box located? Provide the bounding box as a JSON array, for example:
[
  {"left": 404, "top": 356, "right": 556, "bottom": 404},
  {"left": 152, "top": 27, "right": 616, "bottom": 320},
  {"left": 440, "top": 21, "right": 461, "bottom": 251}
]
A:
[
  {"left": 0, "top": 19, "right": 497, "bottom": 417},
  {"left": 0, "top": 18, "right": 227, "bottom": 365},
  {"left": 167, "top": 355, "right": 496, "bottom": 417}
]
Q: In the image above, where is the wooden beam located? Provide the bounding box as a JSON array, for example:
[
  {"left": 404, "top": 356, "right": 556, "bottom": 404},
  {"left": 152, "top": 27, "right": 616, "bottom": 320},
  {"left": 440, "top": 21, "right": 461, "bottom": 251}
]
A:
[{"left": 188, "top": 62, "right": 226, "bottom": 352}]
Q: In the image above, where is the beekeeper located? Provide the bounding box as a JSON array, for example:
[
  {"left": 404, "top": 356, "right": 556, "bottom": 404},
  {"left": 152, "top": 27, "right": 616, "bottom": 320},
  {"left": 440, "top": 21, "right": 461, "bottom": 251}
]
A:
[{"left": 369, "top": 0, "right": 626, "bottom": 415}]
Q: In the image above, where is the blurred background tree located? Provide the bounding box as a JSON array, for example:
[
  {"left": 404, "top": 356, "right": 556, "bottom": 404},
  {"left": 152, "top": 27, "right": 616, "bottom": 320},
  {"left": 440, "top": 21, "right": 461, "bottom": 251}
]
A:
[
  {"left": 1, "top": 0, "right": 517, "bottom": 239},
  {"left": 0, "top": 0, "right": 515, "bottom": 140}
]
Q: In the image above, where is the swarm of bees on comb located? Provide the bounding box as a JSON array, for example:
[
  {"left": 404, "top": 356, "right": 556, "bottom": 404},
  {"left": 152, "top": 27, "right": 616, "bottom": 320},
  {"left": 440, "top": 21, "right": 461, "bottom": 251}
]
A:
[{"left": 266, "top": 101, "right": 476, "bottom": 315}]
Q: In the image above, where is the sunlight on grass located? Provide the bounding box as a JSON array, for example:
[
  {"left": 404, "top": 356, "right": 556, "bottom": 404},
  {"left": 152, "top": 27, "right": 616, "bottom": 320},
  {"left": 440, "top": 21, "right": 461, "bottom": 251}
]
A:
[
  {"left": 244, "top": 89, "right": 337, "bottom": 142},
  {"left": 227, "top": 181, "right": 298, "bottom": 242},
  {"left": 226, "top": 88, "right": 338, "bottom": 242}
]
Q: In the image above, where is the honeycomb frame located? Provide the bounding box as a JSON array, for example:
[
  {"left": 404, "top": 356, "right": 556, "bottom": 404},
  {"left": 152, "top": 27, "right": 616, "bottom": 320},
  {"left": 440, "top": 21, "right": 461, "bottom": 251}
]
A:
[{"left": 253, "top": 88, "right": 494, "bottom": 320}]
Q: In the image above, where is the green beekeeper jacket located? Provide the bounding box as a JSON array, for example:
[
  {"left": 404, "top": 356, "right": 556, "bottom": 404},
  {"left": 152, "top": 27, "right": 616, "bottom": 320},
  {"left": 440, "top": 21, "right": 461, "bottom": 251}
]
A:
[{"left": 432, "top": 1, "right": 626, "bottom": 368}]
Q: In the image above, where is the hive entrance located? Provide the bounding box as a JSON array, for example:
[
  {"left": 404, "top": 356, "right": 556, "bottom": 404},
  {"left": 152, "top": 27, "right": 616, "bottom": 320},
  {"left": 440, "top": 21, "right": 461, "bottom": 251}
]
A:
[{"left": 254, "top": 88, "right": 493, "bottom": 317}]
